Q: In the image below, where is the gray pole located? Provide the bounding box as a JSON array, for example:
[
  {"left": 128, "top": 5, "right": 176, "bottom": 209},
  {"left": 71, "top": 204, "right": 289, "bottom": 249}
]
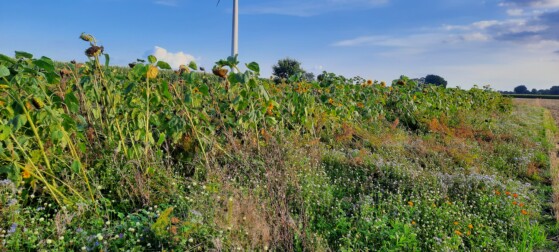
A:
[{"left": 232, "top": 0, "right": 238, "bottom": 57}]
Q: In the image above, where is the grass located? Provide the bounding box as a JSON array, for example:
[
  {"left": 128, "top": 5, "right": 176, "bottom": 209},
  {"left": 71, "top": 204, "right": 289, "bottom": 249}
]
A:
[{"left": 0, "top": 34, "right": 558, "bottom": 251}]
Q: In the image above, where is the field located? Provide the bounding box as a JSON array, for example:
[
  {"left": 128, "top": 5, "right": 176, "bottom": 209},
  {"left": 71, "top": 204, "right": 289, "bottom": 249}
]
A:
[{"left": 1, "top": 35, "right": 559, "bottom": 251}]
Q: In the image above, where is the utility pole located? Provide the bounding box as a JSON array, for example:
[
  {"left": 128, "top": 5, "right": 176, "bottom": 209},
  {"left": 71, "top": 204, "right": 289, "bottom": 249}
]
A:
[{"left": 232, "top": 0, "right": 239, "bottom": 57}]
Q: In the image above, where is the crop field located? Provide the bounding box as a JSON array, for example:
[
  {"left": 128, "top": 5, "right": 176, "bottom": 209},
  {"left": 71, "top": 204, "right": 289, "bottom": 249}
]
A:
[{"left": 1, "top": 35, "right": 559, "bottom": 251}]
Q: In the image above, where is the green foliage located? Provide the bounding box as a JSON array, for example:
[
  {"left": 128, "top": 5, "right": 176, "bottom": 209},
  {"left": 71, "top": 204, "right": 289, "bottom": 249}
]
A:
[
  {"left": 425, "top": 74, "right": 448, "bottom": 88},
  {"left": 0, "top": 34, "right": 555, "bottom": 251},
  {"left": 514, "top": 85, "right": 529, "bottom": 94},
  {"left": 272, "top": 57, "right": 308, "bottom": 82}
]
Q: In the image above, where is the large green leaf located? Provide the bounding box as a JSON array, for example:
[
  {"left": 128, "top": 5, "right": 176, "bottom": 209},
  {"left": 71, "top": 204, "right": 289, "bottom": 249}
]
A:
[
  {"left": 15, "top": 51, "right": 33, "bottom": 59},
  {"left": 34, "top": 58, "right": 55, "bottom": 73},
  {"left": 65, "top": 92, "right": 80, "bottom": 113},
  {"left": 246, "top": 62, "right": 260, "bottom": 73},
  {"left": 0, "top": 54, "right": 16, "bottom": 64},
  {"left": 159, "top": 81, "right": 172, "bottom": 100},
  {"left": 148, "top": 55, "right": 157, "bottom": 64},
  {"left": 71, "top": 160, "right": 81, "bottom": 174},
  {"left": 188, "top": 61, "right": 198, "bottom": 70},
  {"left": 10, "top": 114, "right": 27, "bottom": 132},
  {"left": 156, "top": 61, "right": 172, "bottom": 70},
  {"left": 0, "top": 125, "right": 11, "bottom": 141},
  {"left": 0, "top": 65, "right": 10, "bottom": 78}
]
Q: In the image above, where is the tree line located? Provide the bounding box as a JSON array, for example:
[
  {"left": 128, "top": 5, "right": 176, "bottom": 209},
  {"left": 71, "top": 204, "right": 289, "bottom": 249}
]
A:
[
  {"left": 503, "top": 85, "right": 559, "bottom": 95},
  {"left": 271, "top": 58, "right": 447, "bottom": 87}
]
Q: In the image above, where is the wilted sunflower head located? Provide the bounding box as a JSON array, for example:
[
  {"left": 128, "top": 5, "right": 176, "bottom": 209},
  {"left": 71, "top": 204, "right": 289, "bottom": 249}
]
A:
[
  {"left": 85, "top": 46, "right": 102, "bottom": 57},
  {"left": 212, "top": 67, "right": 228, "bottom": 79},
  {"left": 380, "top": 81, "right": 386, "bottom": 87},
  {"left": 179, "top": 64, "right": 190, "bottom": 74},
  {"left": 80, "top": 32, "right": 94, "bottom": 43},
  {"left": 129, "top": 62, "right": 137, "bottom": 68},
  {"left": 59, "top": 69, "right": 72, "bottom": 77}
]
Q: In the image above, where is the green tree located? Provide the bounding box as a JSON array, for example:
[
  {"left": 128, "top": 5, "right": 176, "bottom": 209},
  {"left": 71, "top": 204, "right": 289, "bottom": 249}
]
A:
[
  {"left": 272, "top": 58, "right": 305, "bottom": 80},
  {"left": 513, "top": 85, "right": 529, "bottom": 94},
  {"left": 424, "top": 74, "right": 448, "bottom": 88}
]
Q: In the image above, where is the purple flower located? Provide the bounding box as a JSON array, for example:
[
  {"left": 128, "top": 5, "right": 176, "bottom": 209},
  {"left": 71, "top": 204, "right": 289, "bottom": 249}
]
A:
[
  {"left": 119, "top": 233, "right": 124, "bottom": 239},
  {"left": 76, "top": 228, "right": 84, "bottom": 233},
  {"left": 8, "top": 223, "right": 17, "bottom": 234}
]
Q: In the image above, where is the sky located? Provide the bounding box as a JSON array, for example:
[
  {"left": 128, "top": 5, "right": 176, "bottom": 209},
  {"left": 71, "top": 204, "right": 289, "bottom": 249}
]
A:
[{"left": 1, "top": 0, "right": 558, "bottom": 91}]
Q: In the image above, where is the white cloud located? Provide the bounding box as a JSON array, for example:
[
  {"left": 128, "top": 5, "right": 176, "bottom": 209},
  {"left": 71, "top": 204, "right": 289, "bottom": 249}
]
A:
[
  {"left": 152, "top": 46, "right": 196, "bottom": 69},
  {"left": 501, "top": 0, "right": 559, "bottom": 8},
  {"left": 242, "top": 0, "right": 389, "bottom": 17},
  {"left": 507, "top": 8, "right": 525, "bottom": 16}
]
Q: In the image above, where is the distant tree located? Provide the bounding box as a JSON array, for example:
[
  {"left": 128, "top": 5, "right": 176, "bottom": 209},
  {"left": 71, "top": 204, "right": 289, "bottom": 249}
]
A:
[
  {"left": 424, "top": 74, "right": 448, "bottom": 88},
  {"left": 272, "top": 58, "right": 305, "bottom": 80},
  {"left": 550, "top": 86, "right": 559, "bottom": 95},
  {"left": 531, "top": 88, "right": 537, "bottom": 94},
  {"left": 303, "top": 72, "right": 315, "bottom": 82},
  {"left": 513, "top": 85, "right": 529, "bottom": 94}
]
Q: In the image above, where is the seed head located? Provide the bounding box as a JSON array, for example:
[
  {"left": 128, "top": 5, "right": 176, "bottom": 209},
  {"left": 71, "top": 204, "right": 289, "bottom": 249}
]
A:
[
  {"left": 80, "top": 33, "right": 94, "bottom": 43},
  {"left": 85, "top": 46, "right": 102, "bottom": 57},
  {"left": 212, "top": 67, "right": 228, "bottom": 79}
]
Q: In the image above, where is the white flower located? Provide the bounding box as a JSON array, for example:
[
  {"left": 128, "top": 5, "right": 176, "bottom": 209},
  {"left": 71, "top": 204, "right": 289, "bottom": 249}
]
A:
[
  {"left": 97, "top": 234, "right": 103, "bottom": 241},
  {"left": 81, "top": 246, "right": 87, "bottom": 251},
  {"left": 105, "top": 221, "right": 111, "bottom": 225},
  {"left": 128, "top": 228, "right": 135, "bottom": 232},
  {"left": 188, "top": 238, "right": 194, "bottom": 243},
  {"left": 46, "top": 239, "right": 53, "bottom": 244}
]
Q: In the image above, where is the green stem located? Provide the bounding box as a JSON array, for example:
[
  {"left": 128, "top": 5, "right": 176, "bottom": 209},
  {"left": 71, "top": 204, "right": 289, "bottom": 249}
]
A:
[{"left": 145, "top": 77, "right": 151, "bottom": 156}]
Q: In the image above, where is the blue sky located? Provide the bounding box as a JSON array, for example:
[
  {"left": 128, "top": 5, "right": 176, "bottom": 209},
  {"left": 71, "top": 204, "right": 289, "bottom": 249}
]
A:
[{"left": 1, "top": 0, "right": 558, "bottom": 90}]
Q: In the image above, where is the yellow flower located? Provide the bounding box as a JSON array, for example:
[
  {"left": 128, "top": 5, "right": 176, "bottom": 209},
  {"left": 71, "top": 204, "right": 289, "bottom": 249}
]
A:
[
  {"left": 468, "top": 224, "right": 473, "bottom": 229},
  {"left": 411, "top": 221, "right": 416, "bottom": 225},
  {"left": 147, "top": 66, "right": 159, "bottom": 79},
  {"left": 453, "top": 221, "right": 459, "bottom": 226},
  {"left": 521, "top": 209, "right": 528, "bottom": 215},
  {"left": 22, "top": 170, "right": 31, "bottom": 179},
  {"left": 366, "top": 80, "right": 373, "bottom": 85},
  {"left": 408, "top": 201, "right": 414, "bottom": 207},
  {"left": 454, "top": 230, "right": 463, "bottom": 236},
  {"left": 494, "top": 190, "right": 501, "bottom": 196}
]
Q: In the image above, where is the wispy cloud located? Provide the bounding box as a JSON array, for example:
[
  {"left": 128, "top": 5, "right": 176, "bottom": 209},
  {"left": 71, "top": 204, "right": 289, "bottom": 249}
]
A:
[
  {"left": 242, "top": 0, "right": 389, "bottom": 17},
  {"left": 152, "top": 46, "right": 195, "bottom": 69},
  {"left": 500, "top": 0, "right": 559, "bottom": 8}
]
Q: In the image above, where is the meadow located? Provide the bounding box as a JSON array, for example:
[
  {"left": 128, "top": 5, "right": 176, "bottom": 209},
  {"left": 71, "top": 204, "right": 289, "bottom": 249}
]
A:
[{"left": 1, "top": 34, "right": 558, "bottom": 251}]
